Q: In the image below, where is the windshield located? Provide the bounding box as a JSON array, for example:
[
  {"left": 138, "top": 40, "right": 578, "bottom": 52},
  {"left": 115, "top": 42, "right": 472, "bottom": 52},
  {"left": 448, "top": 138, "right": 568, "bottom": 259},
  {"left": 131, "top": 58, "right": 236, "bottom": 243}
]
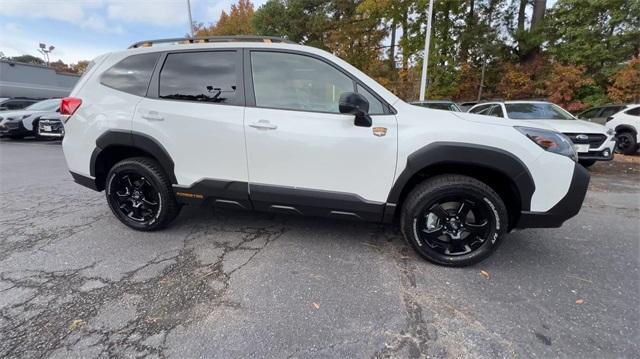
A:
[
  {"left": 25, "top": 99, "right": 61, "bottom": 112},
  {"left": 505, "top": 103, "right": 574, "bottom": 120}
]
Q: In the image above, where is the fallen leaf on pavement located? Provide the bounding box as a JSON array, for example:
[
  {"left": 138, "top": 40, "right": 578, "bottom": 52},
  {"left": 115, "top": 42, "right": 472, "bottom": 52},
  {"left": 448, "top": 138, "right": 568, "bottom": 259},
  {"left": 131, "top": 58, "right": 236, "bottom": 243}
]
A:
[
  {"left": 480, "top": 270, "right": 490, "bottom": 279},
  {"left": 69, "top": 319, "right": 85, "bottom": 331},
  {"left": 312, "top": 302, "right": 320, "bottom": 309},
  {"left": 575, "top": 299, "right": 585, "bottom": 305}
]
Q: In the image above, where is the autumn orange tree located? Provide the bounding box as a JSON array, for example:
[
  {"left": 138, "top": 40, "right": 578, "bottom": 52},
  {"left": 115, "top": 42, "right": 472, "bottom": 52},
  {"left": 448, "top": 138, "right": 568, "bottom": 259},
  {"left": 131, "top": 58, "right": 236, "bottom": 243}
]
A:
[{"left": 608, "top": 58, "right": 640, "bottom": 103}]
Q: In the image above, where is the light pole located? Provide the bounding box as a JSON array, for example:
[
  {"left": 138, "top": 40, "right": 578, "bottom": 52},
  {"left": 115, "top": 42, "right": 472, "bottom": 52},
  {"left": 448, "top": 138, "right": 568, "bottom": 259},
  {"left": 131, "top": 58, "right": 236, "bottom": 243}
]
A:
[
  {"left": 419, "top": 0, "right": 435, "bottom": 101},
  {"left": 186, "top": 0, "right": 194, "bottom": 38},
  {"left": 37, "top": 43, "right": 54, "bottom": 66}
]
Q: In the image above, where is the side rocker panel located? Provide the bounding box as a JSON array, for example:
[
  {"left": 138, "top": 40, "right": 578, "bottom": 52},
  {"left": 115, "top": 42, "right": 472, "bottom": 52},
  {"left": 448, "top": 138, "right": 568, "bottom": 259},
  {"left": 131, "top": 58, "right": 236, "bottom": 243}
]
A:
[{"left": 387, "top": 142, "right": 536, "bottom": 211}]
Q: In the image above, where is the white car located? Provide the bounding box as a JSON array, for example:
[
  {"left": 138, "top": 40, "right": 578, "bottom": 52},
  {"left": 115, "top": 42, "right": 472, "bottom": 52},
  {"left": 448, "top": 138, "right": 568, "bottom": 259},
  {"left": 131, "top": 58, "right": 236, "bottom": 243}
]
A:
[
  {"left": 0, "top": 98, "right": 61, "bottom": 139},
  {"left": 468, "top": 101, "right": 616, "bottom": 168},
  {"left": 605, "top": 104, "right": 640, "bottom": 155},
  {"left": 61, "top": 36, "right": 590, "bottom": 267}
]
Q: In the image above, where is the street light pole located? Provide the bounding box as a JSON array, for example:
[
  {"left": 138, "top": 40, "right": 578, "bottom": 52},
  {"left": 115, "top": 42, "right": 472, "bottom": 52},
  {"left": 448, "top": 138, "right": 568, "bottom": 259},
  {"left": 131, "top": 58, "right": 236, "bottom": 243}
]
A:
[
  {"left": 37, "top": 43, "right": 55, "bottom": 67},
  {"left": 186, "top": 0, "right": 194, "bottom": 38},
  {"left": 419, "top": 0, "right": 435, "bottom": 101}
]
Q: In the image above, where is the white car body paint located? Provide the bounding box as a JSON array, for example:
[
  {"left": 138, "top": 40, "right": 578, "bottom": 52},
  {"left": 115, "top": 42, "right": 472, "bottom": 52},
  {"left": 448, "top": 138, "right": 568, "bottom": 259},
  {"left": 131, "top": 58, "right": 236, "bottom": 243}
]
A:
[
  {"left": 606, "top": 104, "right": 640, "bottom": 143},
  {"left": 62, "top": 41, "right": 583, "bottom": 221}
]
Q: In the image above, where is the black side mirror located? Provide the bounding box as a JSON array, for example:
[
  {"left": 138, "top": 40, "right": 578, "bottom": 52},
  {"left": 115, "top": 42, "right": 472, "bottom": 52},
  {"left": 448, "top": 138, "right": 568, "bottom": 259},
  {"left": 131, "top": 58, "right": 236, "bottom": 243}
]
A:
[{"left": 339, "top": 92, "right": 372, "bottom": 127}]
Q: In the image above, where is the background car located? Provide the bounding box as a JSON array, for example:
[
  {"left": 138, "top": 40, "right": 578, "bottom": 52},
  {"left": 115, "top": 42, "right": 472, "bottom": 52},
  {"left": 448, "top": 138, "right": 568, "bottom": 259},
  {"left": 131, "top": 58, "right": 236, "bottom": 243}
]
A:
[
  {"left": 0, "top": 98, "right": 61, "bottom": 139},
  {"left": 411, "top": 100, "right": 462, "bottom": 112},
  {"left": 458, "top": 101, "right": 478, "bottom": 112},
  {"left": 37, "top": 114, "right": 64, "bottom": 139},
  {"left": 0, "top": 97, "right": 41, "bottom": 111},
  {"left": 468, "top": 101, "right": 616, "bottom": 167},
  {"left": 605, "top": 104, "right": 640, "bottom": 155},
  {"left": 576, "top": 104, "right": 632, "bottom": 125}
]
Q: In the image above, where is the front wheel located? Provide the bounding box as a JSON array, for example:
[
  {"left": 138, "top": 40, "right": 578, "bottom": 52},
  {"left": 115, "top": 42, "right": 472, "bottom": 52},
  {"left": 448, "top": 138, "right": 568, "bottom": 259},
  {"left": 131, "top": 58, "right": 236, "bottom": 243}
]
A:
[
  {"left": 400, "top": 175, "right": 508, "bottom": 267},
  {"left": 616, "top": 132, "right": 638, "bottom": 155},
  {"left": 105, "top": 157, "right": 181, "bottom": 231}
]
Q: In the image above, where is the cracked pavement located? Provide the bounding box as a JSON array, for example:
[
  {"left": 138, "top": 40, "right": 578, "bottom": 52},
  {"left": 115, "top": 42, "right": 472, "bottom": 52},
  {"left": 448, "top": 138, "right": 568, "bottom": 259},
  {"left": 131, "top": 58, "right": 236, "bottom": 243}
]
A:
[{"left": 0, "top": 139, "right": 638, "bottom": 358}]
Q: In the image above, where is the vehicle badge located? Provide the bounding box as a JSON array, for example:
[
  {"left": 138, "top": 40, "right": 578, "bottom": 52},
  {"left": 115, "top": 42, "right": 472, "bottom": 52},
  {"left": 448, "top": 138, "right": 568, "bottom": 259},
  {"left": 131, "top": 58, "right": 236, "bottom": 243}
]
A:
[
  {"left": 372, "top": 127, "right": 387, "bottom": 137},
  {"left": 576, "top": 134, "right": 589, "bottom": 141}
]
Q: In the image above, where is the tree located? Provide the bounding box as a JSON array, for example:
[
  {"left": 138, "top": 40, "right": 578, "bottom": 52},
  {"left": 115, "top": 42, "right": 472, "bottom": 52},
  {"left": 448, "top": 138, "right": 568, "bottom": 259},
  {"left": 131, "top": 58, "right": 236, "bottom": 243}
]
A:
[
  {"left": 196, "top": 0, "right": 255, "bottom": 36},
  {"left": 253, "top": 0, "right": 330, "bottom": 48},
  {"left": 8, "top": 55, "right": 45, "bottom": 65},
  {"left": 608, "top": 58, "right": 640, "bottom": 103},
  {"left": 544, "top": 63, "right": 593, "bottom": 111},
  {"left": 72, "top": 60, "right": 90, "bottom": 74}
]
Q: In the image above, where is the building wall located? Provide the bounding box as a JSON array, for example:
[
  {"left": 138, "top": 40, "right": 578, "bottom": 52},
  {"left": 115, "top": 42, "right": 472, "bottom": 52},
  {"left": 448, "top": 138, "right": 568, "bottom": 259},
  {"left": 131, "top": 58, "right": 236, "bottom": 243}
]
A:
[{"left": 0, "top": 60, "right": 80, "bottom": 99}]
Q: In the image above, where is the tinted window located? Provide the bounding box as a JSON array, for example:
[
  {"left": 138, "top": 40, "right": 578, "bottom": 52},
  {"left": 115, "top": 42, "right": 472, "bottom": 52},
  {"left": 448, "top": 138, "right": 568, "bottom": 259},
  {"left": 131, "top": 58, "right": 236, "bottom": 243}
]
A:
[
  {"left": 4, "top": 101, "right": 27, "bottom": 110},
  {"left": 598, "top": 106, "right": 624, "bottom": 118},
  {"left": 101, "top": 53, "right": 159, "bottom": 96},
  {"left": 579, "top": 108, "right": 601, "bottom": 118},
  {"left": 489, "top": 105, "right": 504, "bottom": 118},
  {"left": 505, "top": 103, "right": 574, "bottom": 120},
  {"left": 356, "top": 84, "right": 384, "bottom": 115},
  {"left": 469, "top": 104, "right": 491, "bottom": 114},
  {"left": 160, "top": 51, "right": 238, "bottom": 104},
  {"left": 626, "top": 107, "right": 640, "bottom": 116},
  {"left": 251, "top": 51, "right": 354, "bottom": 113}
]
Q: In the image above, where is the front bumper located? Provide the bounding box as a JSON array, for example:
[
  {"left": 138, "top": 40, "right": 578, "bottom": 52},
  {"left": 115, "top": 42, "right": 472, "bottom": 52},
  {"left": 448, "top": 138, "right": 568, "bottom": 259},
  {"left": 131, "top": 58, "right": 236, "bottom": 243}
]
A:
[
  {"left": 516, "top": 163, "right": 590, "bottom": 228},
  {"left": 577, "top": 147, "right": 614, "bottom": 161},
  {"left": 0, "top": 121, "right": 30, "bottom": 137},
  {"left": 38, "top": 119, "right": 65, "bottom": 138}
]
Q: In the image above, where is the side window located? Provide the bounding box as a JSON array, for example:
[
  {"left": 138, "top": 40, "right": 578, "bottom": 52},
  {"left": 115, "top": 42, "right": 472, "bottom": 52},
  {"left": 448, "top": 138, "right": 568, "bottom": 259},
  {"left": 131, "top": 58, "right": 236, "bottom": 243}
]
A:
[
  {"left": 626, "top": 107, "right": 640, "bottom": 116},
  {"left": 580, "top": 108, "right": 601, "bottom": 118},
  {"left": 159, "top": 51, "right": 239, "bottom": 104},
  {"left": 101, "top": 53, "right": 159, "bottom": 96},
  {"left": 251, "top": 51, "right": 354, "bottom": 113},
  {"left": 469, "top": 104, "right": 490, "bottom": 114},
  {"left": 599, "top": 107, "right": 623, "bottom": 118},
  {"left": 356, "top": 84, "right": 385, "bottom": 115},
  {"left": 5, "top": 101, "right": 24, "bottom": 110},
  {"left": 489, "top": 105, "right": 504, "bottom": 118}
]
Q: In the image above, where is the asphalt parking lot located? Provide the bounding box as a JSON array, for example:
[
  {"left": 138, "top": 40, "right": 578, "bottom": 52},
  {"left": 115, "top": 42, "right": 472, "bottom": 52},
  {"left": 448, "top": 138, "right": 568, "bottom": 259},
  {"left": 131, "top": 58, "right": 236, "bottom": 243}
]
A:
[{"left": 0, "top": 138, "right": 638, "bottom": 358}]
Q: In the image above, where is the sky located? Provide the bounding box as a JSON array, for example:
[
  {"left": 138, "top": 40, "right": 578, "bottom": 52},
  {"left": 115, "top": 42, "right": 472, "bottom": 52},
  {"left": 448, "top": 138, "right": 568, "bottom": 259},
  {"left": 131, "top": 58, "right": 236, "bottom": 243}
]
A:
[{"left": 0, "top": 0, "right": 268, "bottom": 64}]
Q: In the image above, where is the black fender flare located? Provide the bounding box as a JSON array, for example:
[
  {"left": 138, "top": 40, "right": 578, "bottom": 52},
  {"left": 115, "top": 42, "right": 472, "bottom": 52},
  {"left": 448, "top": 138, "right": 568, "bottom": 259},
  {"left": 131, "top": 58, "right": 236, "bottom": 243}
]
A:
[
  {"left": 90, "top": 130, "right": 177, "bottom": 184},
  {"left": 615, "top": 124, "right": 637, "bottom": 136},
  {"left": 386, "top": 142, "right": 536, "bottom": 211}
]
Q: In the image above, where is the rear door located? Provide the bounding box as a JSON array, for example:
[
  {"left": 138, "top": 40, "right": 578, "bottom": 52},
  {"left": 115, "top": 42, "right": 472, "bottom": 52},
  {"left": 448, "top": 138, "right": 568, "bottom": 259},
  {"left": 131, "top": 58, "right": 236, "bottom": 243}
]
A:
[
  {"left": 133, "top": 49, "right": 249, "bottom": 205},
  {"left": 242, "top": 49, "right": 398, "bottom": 221}
]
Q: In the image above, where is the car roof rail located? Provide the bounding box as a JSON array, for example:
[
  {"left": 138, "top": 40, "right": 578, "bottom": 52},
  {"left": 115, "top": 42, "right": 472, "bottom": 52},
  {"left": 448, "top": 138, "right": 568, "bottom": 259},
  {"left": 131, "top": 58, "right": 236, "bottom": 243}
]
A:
[{"left": 128, "top": 35, "right": 295, "bottom": 49}]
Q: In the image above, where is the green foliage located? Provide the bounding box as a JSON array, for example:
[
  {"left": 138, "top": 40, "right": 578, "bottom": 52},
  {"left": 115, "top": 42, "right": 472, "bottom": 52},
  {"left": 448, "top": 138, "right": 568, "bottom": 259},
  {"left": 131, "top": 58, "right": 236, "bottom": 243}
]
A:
[
  {"left": 203, "top": 0, "right": 638, "bottom": 107},
  {"left": 7, "top": 55, "right": 45, "bottom": 65}
]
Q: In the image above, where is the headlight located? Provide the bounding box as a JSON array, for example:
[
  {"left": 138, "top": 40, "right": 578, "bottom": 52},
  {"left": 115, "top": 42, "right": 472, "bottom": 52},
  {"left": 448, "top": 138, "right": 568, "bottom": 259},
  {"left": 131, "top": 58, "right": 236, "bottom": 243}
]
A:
[{"left": 515, "top": 126, "right": 577, "bottom": 161}]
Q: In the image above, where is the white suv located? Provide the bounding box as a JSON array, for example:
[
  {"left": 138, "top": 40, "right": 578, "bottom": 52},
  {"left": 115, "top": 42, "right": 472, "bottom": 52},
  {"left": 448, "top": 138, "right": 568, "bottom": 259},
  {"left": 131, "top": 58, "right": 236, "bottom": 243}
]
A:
[
  {"left": 61, "top": 37, "right": 590, "bottom": 266},
  {"left": 468, "top": 101, "right": 616, "bottom": 168},
  {"left": 605, "top": 104, "right": 640, "bottom": 155}
]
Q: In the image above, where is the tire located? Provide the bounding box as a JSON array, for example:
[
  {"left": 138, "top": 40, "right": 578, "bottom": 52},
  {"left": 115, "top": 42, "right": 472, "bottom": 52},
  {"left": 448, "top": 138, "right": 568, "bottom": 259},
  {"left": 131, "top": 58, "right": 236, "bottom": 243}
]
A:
[
  {"left": 105, "top": 157, "right": 181, "bottom": 231},
  {"left": 400, "top": 175, "right": 508, "bottom": 267},
  {"left": 615, "top": 132, "right": 638, "bottom": 155},
  {"left": 578, "top": 159, "right": 596, "bottom": 168}
]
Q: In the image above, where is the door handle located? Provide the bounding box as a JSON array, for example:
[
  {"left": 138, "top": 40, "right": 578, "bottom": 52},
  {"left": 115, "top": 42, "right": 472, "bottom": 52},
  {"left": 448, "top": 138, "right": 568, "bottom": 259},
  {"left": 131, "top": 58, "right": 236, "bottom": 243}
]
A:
[
  {"left": 249, "top": 120, "right": 277, "bottom": 130},
  {"left": 142, "top": 111, "right": 164, "bottom": 121}
]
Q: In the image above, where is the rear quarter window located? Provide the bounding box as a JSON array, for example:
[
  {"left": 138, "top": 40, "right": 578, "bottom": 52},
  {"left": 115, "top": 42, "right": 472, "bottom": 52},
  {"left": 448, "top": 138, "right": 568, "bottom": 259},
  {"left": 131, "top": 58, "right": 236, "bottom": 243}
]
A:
[
  {"left": 100, "top": 53, "right": 160, "bottom": 96},
  {"left": 625, "top": 107, "right": 640, "bottom": 116}
]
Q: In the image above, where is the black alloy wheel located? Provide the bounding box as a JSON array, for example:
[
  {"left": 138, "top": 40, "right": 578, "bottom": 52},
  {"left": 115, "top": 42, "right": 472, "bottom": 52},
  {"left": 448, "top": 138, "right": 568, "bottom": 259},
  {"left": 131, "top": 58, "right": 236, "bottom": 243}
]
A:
[
  {"left": 105, "top": 157, "right": 181, "bottom": 231},
  {"left": 401, "top": 175, "right": 508, "bottom": 266},
  {"left": 616, "top": 132, "right": 638, "bottom": 155}
]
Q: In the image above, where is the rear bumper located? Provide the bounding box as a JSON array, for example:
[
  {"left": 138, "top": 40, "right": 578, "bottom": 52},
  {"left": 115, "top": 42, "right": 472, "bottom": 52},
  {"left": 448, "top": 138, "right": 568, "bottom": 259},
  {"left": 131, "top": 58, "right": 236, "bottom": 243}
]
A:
[
  {"left": 516, "top": 163, "right": 589, "bottom": 228},
  {"left": 70, "top": 171, "right": 99, "bottom": 191}
]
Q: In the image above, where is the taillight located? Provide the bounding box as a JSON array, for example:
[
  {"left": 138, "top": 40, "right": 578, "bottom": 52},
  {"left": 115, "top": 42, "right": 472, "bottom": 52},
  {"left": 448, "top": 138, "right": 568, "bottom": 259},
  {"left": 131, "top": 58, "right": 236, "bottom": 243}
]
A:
[{"left": 60, "top": 97, "right": 82, "bottom": 123}]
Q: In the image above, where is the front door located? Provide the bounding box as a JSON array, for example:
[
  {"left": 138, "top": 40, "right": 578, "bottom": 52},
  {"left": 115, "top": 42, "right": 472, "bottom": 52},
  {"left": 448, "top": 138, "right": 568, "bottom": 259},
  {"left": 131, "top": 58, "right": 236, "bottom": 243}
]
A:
[{"left": 243, "top": 50, "right": 397, "bottom": 221}]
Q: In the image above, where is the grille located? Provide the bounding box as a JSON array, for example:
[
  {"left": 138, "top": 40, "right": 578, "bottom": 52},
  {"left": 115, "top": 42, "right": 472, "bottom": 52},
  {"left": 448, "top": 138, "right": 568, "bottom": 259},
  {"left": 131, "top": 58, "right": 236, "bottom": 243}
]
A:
[{"left": 564, "top": 133, "right": 606, "bottom": 149}]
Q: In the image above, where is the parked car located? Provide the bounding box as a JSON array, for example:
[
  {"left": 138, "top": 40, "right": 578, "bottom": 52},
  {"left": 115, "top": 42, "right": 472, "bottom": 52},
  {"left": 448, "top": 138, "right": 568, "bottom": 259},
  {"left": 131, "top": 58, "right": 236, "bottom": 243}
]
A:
[
  {"left": 468, "top": 101, "right": 616, "bottom": 168},
  {"left": 0, "top": 98, "right": 61, "bottom": 139},
  {"left": 605, "top": 104, "right": 640, "bottom": 155},
  {"left": 61, "top": 36, "right": 589, "bottom": 267},
  {"left": 37, "top": 114, "right": 64, "bottom": 139},
  {"left": 411, "top": 100, "right": 462, "bottom": 112},
  {"left": 576, "top": 104, "right": 632, "bottom": 125},
  {"left": 0, "top": 97, "right": 41, "bottom": 111}
]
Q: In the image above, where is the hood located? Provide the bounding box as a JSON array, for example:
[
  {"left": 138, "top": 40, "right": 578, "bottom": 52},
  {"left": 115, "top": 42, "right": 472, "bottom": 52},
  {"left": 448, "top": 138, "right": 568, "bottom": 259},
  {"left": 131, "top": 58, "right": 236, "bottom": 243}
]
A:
[{"left": 515, "top": 119, "right": 608, "bottom": 134}]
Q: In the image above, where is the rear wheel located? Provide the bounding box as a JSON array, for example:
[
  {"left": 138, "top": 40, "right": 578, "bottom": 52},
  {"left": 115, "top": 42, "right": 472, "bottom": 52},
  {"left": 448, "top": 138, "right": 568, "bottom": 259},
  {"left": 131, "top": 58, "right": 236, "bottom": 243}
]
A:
[
  {"left": 616, "top": 132, "right": 638, "bottom": 155},
  {"left": 105, "top": 157, "right": 180, "bottom": 231},
  {"left": 401, "top": 175, "right": 508, "bottom": 267}
]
